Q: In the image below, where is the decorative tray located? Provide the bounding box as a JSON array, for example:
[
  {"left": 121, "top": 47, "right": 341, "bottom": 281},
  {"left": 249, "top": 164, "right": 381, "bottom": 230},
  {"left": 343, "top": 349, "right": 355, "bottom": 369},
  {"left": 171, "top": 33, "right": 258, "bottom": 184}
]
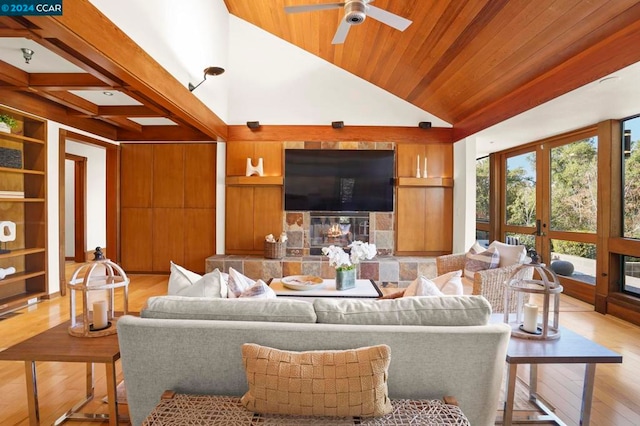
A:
[{"left": 280, "top": 275, "right": 325, "bottom": 291}]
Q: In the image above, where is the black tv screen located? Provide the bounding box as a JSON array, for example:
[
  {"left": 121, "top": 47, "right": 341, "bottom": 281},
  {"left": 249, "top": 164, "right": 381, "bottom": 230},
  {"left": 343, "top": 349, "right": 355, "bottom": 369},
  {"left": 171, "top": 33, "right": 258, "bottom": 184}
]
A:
[{"left": 284, "top": 149, "right": 394, "bottom": 212}]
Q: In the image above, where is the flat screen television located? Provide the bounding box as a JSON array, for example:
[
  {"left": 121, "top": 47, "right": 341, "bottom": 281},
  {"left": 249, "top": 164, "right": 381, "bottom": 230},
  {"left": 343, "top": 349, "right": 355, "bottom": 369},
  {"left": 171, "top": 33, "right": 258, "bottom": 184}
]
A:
[{"left": 284, "top": 149, "right": 394, "bottom": 212}]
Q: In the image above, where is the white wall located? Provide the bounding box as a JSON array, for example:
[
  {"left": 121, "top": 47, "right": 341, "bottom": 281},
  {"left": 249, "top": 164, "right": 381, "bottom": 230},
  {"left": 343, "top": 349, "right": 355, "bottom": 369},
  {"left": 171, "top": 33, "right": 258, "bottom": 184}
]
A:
[
  {"left": 227, "top": 16, "right": 449, "bottom": 127},
  {"left": 64, "top": 160, "right": 75, "bottom": 257},
  {"left": 89, "top": 0, "right": 230, "bottom": 122},
  {"left": 453, "top": 137, "right": 477, "bottom": 253}
]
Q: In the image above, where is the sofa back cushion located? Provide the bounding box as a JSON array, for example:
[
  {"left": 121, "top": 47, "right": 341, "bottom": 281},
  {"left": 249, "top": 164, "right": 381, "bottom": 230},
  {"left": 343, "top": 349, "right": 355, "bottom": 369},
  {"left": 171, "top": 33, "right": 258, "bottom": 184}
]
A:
[
  {"left": 142, "top": 295, "right": 317, "bottom": 323},
  {"left": 313, "top": 296, "right": 491, "bottom": 326}
]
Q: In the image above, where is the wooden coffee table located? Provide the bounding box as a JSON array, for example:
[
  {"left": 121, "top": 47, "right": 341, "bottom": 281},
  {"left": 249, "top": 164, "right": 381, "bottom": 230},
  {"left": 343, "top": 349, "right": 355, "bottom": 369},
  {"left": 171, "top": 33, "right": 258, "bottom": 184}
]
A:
[
  {"left": 269, "top": 278, "right": 383, "bottom": 298},
  {"left": 0, "top": 319, "right": 124, "bottom": 425}
]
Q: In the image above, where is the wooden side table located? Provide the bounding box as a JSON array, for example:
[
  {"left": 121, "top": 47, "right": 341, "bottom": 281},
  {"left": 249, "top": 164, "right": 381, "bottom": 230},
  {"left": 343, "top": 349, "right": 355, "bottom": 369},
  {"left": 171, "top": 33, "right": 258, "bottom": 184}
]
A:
[{"left": 0, "top": 320, "right": 124, "bottom": 425}]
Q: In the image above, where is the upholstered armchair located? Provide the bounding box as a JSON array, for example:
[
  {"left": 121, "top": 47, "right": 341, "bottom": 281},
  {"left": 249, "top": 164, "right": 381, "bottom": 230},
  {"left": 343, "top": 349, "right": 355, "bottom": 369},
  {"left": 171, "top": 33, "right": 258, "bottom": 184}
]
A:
[{"left": 436, "top": 242, "right": 534, "bottom": 313}]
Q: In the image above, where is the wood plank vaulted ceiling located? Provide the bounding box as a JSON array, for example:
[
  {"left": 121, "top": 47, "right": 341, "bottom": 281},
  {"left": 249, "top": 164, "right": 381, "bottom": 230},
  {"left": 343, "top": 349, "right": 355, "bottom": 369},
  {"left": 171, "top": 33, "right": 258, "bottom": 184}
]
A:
[{"left": 0, "top": 0, "right": 639, "bottom": 142}]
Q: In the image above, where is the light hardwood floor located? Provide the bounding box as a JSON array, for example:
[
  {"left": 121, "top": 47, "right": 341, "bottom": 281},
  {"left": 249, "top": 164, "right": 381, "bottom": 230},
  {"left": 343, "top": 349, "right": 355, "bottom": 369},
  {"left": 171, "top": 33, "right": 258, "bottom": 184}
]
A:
[{"left": 0, "top": 265, "right": 639, "bottom": 425}]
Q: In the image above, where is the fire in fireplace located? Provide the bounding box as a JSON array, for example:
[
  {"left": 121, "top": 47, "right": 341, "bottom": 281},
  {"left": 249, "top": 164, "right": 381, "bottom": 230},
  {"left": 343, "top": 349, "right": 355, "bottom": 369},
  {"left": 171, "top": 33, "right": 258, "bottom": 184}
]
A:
[{"left": 309, "top": 212, "right": 370, "bottom": 255}]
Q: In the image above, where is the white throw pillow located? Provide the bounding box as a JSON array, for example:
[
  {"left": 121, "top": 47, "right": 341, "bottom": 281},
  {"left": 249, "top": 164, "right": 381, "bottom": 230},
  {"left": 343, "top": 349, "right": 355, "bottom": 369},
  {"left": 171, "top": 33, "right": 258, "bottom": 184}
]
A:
[
  {"left": 239, "top": 280, "right": 277, "bottom": 299},
  {"left": 228, "top": 267, "right": 256, "bottom": 298},
  {"left": 432, "top": 270, "right": 464, "bottom": 295},
  {"left": 488, "top": 241, "right": 527, "bottom": 268},
  {"left": 168, "top": 262, "right": 228, "bottom": 298},
  {"left": 404, "top": 276, "right": 444, "bottom": 297},
  {"left": 464, "top": 245, "right": 500, "bottom": 279}
]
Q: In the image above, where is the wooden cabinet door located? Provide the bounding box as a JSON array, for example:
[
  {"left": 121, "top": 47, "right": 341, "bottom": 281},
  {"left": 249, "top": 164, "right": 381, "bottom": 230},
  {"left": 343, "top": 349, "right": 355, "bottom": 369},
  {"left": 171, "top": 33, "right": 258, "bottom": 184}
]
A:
[
  {"left": 396, "top": 187, "right": 427, "bottom": 252},
  {"left": 121, "top": 144, "right": 152, "bottom": 208},
  {"left": 121, "top": 208, "right": 153, "bottom": 271},
  {"left": 225, "top": 186, "right": 255, "bottom": 252},
  {"left": 423, "top": 188, "right": 453, "bottom": 252},
  {"left": 184, "top": 144, "right": 216, "bottom": 209},
  {"left": 153, "top": 144, "right": 185, "bottom": 208},
  {"left": 252, "top": 186, "right": 283, "bottom": 250}
]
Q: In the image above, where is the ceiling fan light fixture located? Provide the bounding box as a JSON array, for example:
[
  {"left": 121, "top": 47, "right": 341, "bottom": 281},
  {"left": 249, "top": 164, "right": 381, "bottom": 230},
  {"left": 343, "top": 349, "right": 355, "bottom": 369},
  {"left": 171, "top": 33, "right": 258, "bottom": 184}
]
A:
[
  {"left": 344, "top": 0, "right": 366, "bottom": 25},
  {"left": 188, "top": 66, "right": 225, "bottom": 92}
]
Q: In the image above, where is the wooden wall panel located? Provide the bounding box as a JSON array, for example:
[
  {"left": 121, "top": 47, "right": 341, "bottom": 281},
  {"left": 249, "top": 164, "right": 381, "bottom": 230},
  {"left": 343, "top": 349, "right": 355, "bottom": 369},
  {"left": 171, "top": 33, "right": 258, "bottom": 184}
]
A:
[
  {"left": 226, "top": 141, "right": 254, "bottom": 176},
  {"left": 424, "top": 188, "right": 453, "bottom": 252},
  {"left": 120, "top": 208, "right": 152, "bottom": 271},
  {"left": 255, "top": 141, "right": 283, "bottom": 176},
  {"left": 184, "top": 209, "right": 215, "bottom": 274},
  {"left": 153, "top": 144, "right": 185, "bottom": 208},
  {"left": 225, "top": 186, "right": 255, "bottom": 252},
  {"left": 184, "top": 144, "right": 216, "bottom": 209},
  {"left": 152, "top": 208, "right": 185, "bottom": 272},
  {"left": 121, "top": 144, "right": 152, "bottom": 208},
  {"left": 397, "top": 144, "right": 422, "bottom": 177},
  {"left": 425, "top": 144, "right": 453, "bottom": 178},
  {"left": 396, "top": 187, "right": 426, "bottom": 252},
  {"left": 252, "top": 187, "right": 284, "bottom": 249}
]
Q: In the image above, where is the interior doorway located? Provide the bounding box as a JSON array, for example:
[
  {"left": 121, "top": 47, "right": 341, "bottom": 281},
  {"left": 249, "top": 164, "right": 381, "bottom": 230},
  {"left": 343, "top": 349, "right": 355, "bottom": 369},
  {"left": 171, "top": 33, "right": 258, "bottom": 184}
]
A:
[
  {"left": 65, "top": 153, "right": 86, "bottom": 263},
  {"left": 58, "top": 130, "right": 119, "bottom": 296}
]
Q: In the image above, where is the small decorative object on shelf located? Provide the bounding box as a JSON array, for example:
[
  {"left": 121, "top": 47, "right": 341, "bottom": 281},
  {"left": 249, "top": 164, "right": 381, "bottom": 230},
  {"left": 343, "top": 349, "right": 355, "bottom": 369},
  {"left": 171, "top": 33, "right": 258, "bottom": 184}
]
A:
[
  {"left": 0, "top": 220, "right": 16, "bottom": 253},
  {"left": 0, "top": 147, "right": 23, "bottom": 169},
  {"left": 423, "top": 157, "right": 428, "bottom": 178},
  {"left": 415, "top": 155, "right": 421, "bottom": 178},
  {"left": 67, "top": 247, "right": 129, "bottom": 337},
  {"left": 0, "top": 113, "right": 17, "bottom": 134},
  {"left": 245, "top": 157, "right": 264, "bottom": 176},
  {"left": 322, "top": 241, "right": 377, "bottom": 291},
  {"left": 504, "top": 262, "right": 563, "bottom": 340},
  {"left": 0, "top": 266, "right": 16, "bottom": 280}
]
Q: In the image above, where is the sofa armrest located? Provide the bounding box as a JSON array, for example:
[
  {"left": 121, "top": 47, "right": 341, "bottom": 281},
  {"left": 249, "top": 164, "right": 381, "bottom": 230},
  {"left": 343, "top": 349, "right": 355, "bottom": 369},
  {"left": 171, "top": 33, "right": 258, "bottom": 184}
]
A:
[
  {"left": 436, "top": 253, "right": 466, "bottom": 275},
  {"left": 473, "top": 264, "right": 533, "bottom": 313}
]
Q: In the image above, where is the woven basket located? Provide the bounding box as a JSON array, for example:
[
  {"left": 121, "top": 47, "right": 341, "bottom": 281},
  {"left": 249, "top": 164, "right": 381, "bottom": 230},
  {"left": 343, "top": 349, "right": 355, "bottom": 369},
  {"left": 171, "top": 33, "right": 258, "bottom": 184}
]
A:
[{"left": 264, "top": 241, "right": 286, "bottom": 259}]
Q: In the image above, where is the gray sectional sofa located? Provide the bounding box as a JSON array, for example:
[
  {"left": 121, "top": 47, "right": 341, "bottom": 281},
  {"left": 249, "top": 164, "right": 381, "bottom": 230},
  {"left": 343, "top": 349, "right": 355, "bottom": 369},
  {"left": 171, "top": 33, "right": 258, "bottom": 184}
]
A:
[{"left": 117, "top": 295, "right": 511, "bottom": 425}]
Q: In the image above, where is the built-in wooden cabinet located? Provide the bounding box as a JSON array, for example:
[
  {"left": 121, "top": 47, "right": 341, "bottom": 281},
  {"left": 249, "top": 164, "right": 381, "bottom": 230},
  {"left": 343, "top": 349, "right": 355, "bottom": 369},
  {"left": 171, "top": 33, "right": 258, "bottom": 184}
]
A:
[
  {"left": 120, "top": 143, "right": 216, "bottom": 273},
  {"left": 225, "top": 141, "right": 283, "bottom": 255},
  {"left": 395, "top": 143, "right": 453, "bottom": 255},
  {"left": 0, "top": 107, "right": 47, "bottom": 313}
]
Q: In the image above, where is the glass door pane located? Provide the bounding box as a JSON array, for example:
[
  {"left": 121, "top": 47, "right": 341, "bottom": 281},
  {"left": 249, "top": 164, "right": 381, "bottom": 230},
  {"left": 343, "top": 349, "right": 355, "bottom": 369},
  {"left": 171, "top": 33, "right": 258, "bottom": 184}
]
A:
[{"left": 505, "top": 152, "right": 536, "bottom": 227}]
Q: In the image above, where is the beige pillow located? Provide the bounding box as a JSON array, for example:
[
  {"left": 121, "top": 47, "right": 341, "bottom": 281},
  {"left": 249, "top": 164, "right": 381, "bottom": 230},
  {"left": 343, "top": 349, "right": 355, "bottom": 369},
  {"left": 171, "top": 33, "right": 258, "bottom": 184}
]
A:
[
  {"left": 404, "top": 276, "right": 443, "bottom": 297},
  {"left": 168, "top": 262, "right": 228, "bottom": 298},
  {"left": 488, "top": 241, "right": 526, "bottom": 268},
  {"left": 464, "top": 245, "right": 499, "bottom": 279},
  {"left": 432, "top": 270, "right": 464, "bottom": 295},
  {"left": 241, "top": 343, "right": 392, "bottom": 418}
]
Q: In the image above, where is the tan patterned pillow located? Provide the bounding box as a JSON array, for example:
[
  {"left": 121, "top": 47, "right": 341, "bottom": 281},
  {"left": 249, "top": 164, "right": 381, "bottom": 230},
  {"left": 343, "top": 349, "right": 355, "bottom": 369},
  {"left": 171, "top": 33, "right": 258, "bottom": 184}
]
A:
[{"left": 241, "top": 343, "right": 392, "bottom": 418}]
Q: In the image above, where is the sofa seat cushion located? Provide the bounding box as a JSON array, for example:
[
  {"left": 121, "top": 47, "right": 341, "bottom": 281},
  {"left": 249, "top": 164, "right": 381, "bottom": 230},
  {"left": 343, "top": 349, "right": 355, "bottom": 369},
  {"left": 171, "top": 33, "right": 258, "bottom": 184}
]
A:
[
  {"left": 313, "top": 296, "right": 491, "bottom": 326},
  {"left": 141, "top": 296, "right": 317, "bottom": 323}
]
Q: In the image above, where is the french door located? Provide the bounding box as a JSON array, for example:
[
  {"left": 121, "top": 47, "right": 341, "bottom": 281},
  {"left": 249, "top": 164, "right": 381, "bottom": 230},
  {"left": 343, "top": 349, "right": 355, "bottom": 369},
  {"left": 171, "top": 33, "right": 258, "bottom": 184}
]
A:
[{"left": 500, "top": 129, "right": 598, "bottom": 303}]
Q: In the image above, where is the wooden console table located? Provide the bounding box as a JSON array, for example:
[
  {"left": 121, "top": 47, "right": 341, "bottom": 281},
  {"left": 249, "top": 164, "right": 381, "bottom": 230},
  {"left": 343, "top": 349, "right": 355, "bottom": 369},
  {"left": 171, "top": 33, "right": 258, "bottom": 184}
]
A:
[{"left": 0, "top": 320, "right": 124, "bottom": 425}]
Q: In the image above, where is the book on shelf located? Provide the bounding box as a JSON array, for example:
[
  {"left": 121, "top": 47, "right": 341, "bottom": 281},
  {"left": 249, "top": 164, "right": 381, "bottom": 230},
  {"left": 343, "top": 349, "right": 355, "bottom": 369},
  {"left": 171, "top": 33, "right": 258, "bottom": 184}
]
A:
[{"left": 0, "top": 190, "right": 25, "bottom": 198}]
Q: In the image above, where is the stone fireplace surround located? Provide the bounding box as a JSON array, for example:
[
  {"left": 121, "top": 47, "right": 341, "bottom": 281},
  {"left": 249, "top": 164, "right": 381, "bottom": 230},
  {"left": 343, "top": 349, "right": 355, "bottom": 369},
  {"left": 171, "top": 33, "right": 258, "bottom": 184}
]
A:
[{"left": 207, "top": 141, "right": 439, "bottom": 287}]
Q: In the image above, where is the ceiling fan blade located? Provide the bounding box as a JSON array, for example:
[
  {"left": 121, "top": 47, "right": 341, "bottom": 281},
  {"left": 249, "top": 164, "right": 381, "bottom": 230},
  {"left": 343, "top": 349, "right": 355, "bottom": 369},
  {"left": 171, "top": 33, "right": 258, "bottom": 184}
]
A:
[
  {"left": 366, "top": 5, "right": 412, "bottom": 31},
  {"left": 332, "top": 19, "right": 351, "bottom": 44},
  {"left": 285, "top": 3, "right": 345, "bottom": 14}
]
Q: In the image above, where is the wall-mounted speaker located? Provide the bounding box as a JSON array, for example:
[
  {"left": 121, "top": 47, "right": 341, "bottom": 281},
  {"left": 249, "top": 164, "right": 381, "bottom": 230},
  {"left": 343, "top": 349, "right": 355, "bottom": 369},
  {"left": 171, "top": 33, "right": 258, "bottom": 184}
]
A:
[
  {"left": 247, "top": 121, "right": 260, "bottom": 129},
  {"left": 418, "top": 121, "right": 432, "bottom": 129},
  {"left": 331, "top": 121, "right": 344, "bottom": 129}
]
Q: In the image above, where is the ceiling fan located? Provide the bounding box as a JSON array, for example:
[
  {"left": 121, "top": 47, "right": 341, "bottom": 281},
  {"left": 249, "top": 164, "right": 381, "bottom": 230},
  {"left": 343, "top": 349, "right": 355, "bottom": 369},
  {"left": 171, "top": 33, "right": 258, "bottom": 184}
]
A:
[{"left": 284, "top": 0, "right": 412, "bottom": 44}]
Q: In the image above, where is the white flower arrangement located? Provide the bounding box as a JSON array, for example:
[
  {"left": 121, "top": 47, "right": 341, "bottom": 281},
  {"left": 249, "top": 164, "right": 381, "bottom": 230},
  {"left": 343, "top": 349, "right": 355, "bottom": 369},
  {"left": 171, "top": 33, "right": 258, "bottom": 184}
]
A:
[{"left": 321, "top": 241, "right": 377, "bottom": 271}]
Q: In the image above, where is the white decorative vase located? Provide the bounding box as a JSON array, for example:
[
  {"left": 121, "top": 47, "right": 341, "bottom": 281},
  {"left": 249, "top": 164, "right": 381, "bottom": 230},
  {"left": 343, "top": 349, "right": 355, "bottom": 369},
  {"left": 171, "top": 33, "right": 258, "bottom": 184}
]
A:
[
  {"left": 0, "top": 122, "right": 11, "bottom": 134},
  {"left": 245, "top": 157, "right": 264, "bottom": 176}
]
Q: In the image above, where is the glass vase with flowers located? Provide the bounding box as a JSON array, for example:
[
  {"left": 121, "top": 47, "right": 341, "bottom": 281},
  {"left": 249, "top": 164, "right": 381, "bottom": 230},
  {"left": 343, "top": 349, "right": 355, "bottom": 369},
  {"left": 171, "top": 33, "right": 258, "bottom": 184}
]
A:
[{"left": 322, "top": 241, "right": 377, "bottom": 290}]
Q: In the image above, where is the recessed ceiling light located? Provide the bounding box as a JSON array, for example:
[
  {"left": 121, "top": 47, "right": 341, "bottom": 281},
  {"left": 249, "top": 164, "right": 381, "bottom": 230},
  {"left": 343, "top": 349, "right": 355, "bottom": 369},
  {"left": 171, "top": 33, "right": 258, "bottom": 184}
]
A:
[{"left": 103, "top": 91, "right": 114, "bottom": 96}]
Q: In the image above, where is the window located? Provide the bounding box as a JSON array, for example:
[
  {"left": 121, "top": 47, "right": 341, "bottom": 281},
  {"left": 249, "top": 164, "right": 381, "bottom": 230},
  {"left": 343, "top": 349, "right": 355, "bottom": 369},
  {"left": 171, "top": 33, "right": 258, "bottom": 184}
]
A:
[
  {"left": 505, "top": 152, "right": 536, "bottom": 227},
  {"left": 476, "top": 157, "right": 489, "bottom": 223},
  {"left": 622, "top": 256, "right": 640, "bottom": 296},
  {"left": 623, "top": 116, "right": 640, "bottom": 239}
]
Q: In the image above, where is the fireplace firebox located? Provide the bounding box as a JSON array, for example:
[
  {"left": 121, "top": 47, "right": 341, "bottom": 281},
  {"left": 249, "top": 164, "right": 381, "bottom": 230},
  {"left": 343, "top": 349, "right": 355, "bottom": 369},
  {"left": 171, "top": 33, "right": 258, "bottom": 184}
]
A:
[{"left": 309, "top": 212, "right": 370, "bottom": 255}]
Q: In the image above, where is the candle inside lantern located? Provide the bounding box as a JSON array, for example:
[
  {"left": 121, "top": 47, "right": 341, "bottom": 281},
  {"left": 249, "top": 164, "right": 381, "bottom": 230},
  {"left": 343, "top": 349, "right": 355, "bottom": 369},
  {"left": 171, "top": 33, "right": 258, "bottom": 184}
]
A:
[
  {"left": 523, "top": 303, "right": 539, "bottom": 333},
  {"left": 93, "top": 300, "right": 108, "bottom": 330}
]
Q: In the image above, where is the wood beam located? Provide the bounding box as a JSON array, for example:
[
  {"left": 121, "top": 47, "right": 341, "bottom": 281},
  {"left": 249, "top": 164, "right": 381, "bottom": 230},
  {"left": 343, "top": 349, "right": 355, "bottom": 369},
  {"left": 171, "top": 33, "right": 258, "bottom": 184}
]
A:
[
  {"left": 98, "top": 115, "right": 142, "bottom": 132},
  {"left": 28, "top": 73, "right": 113, "bottom": 90},
  {"left": 452, "top": 15, "right": 640, "bottom": 142},
  {"left": 38, "top": 90, "right": 98, "bottom": 115},
  {"left": 97, "top": 105, "right": 160, "bottom": 117},
  {"left": 0, "top": 60, "right": 29, "bottom": 86},
  {"left": 117, "top": 126, "right": 212, "bottom": 141},
  {"left": 227, "top": 125, "right": 454, "bottom": 144},
  {"left": 20, "top": 1, "right": 227, "bottom": 141},
  {"left": 0, "top": 89, "right": 117, "bottom": 139}
]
